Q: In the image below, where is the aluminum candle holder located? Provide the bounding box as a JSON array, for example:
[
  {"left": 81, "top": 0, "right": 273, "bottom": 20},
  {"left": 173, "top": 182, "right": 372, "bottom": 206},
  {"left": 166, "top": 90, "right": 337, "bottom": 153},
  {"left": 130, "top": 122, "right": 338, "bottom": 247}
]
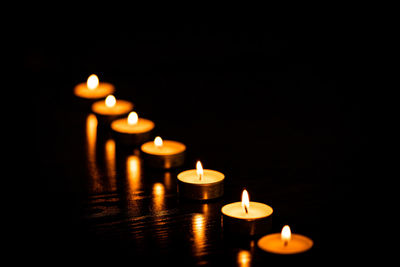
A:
[
  {"left": 111, "top": 112, "right": 154, "bottom": 146},
  {"left": 221, "top": 190, "right": 273, "bottom": 236},
  {"left": 177, "top": 161, "right": 224, "bottom": 200},
  {"left": 141, "top": 137, "right": 186, "bottom": 169}
]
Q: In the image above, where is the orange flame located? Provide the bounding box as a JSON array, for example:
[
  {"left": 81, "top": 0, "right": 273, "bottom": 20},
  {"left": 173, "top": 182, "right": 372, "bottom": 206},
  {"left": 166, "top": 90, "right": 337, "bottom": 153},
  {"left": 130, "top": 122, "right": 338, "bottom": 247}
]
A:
[
  {"left": 154, "top": 136, "right": 163, "bottom": 147},
  {"left": 87, "top": 74, "right": 99, "bottom": 90},
  {"left": 241, "top": 189, "right": 250, "bottom": 214},
  {"left": 105, "top": 95, "right": 116, "bottom": 107},
  {"left": 127, "top": 111, "right": 138, "bottom": 125},
  {"left": 281, "top": 225, "right": 291, "bottom": 246},
  {"left": 196, "top": 161, "right": 203, "bottom": 180}
]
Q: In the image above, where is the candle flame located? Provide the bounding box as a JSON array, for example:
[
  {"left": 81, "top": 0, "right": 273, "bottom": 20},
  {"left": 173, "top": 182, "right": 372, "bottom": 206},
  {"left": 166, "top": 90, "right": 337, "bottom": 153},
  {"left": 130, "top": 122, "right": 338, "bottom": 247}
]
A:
[
  {"left": 154, "top": 136, "right": 163, "bottom": 147},
  {"left": 105, "top": 95, "right": 116, "bottom": 107},
  {"left": 127, "top": 111, "right": 138, "bottom": 125},
  {"left": 87, "top": 74, "right": 99, "bottom": 90},
  {"left": 196, "top": 161, "right": 203, "bottom": 180},
  {"left": 281, "top": 225, "right": 291, "bottom": 245},
  {"left": 241, "top": 189, "right": 250, "bottom": 214}
]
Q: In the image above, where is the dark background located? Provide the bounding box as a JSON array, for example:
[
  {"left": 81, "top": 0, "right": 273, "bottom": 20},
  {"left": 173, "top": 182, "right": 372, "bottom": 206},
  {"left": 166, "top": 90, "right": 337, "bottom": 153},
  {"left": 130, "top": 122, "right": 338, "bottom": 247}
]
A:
[{"left": 31, "top": 18, "right": 365, "bottom": 265}]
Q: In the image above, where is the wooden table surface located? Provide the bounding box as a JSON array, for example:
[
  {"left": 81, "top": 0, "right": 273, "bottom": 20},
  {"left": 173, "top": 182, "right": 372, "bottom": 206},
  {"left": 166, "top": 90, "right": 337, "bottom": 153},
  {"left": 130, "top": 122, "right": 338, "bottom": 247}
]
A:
[{"left": 34, "top": 23, "right": 362, "bottom": 265}]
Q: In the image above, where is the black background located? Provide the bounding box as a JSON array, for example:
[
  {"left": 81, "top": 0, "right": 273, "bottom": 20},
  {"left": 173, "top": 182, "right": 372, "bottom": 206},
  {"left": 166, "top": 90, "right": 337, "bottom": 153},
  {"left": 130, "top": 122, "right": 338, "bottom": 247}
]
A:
[{"left": 31, "top": 16, "right": 365, "bottom": 265}]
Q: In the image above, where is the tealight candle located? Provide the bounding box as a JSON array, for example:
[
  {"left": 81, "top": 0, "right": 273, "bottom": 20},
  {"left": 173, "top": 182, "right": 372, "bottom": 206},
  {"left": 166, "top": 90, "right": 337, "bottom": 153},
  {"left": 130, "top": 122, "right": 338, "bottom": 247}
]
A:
[
  {"left": 111, "top": 111, "right": 155, "bottom": 145},
  {"left": 91, "top": 95, "right": 133, "bottom": 124},
  {"left": 177, "top": 161, "right": 224, "bottom": 200},
  {"left": 74, "top": 74, "right": 115, "bottom": 100},
  {"left": 257, "top": 225, "right": 313, "bottom": 254},
  {"left": 141, "top": 136, "right": 186, "bottom": 169},
  {"left": 221, "top": 189, "right": 273, "bottom": 236}
]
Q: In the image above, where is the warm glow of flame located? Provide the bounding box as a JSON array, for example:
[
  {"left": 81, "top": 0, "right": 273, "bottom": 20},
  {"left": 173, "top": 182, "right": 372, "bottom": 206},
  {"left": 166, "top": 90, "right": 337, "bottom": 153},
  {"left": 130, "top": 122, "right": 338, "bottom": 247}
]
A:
[
  {"left": 153, "top": 182, "right": 165, "bottom": 196},
  {"left": 241, "top": 189, "right": 250, "bottom": 213},
  {"left": 127, "top": 155, "right": 141, "bottom": 186},
  {"left": 192, "top": 214, "right": 206, "bottom": 256},
  {"left": 86, "top": 114, "right": 101, "bottom": 193},
  {"left": 237, "top": 250, "right": 251, "bottom": 267},
  {"left": 281, "top": 225, "right": 291, "bottom": 244},
  {"left": 196, "top": 161, "right": 204, "bottom": 180},
  {"left": 154, "top": 136, "right": 163, "bottom": 147},
  {"left": 152, "top": 182, "right": 165, "bottom": 212},
  {"left": 87, "top": 74, "right": 99, "bottom": 90},
  {"left": 105, "top": 139, "right": 117, "bottom": 191},
  {"left": 127, "top": 111, "right": 138, "bottom": 125},
  {"left": 105, "top": 95, "right": 116, "bottom": 107}
]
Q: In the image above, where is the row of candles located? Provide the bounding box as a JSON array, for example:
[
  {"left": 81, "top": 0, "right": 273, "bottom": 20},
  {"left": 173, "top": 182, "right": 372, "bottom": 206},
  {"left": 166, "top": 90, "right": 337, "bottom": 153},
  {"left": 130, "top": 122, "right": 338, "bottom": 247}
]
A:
[{"left": 74, "top": 74, "right": 313, "bottom": 255}]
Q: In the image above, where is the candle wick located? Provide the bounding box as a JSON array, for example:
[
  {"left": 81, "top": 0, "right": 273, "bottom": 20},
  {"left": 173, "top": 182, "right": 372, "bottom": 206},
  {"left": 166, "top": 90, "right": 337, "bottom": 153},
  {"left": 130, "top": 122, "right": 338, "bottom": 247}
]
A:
[
  {"left": 283, "top": 240, "right": 288, "bottom": 247},
  {"left": 199, "top": 173, "right": 202, "bottom": 181},
  {"left": 244, "top": 206, "right": 248, "bottom": 214}
]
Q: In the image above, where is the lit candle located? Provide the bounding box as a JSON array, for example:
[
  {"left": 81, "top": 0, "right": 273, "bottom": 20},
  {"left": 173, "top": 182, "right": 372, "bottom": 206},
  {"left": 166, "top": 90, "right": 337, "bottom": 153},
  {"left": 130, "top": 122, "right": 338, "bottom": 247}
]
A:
[
  {"left": 140, "top": 136, "right": 186, "bottom": 168},
  {"left": 221, "top": 189, "right": 273, "bottom": 236},
  {"left": 257, "top": 225, "right": 313, "bottom": 254},
  {"left": 111, "top": 111, "right": 155, "bottom": 145},
  {"left": 74, "top": 74, "right": 115, "bottom": 100},
  {"left": 91, "top": 94, "right": 133, "bottom": 124},
  {"left": 177, "top": 161, "right": 224, "bottom": 200}
]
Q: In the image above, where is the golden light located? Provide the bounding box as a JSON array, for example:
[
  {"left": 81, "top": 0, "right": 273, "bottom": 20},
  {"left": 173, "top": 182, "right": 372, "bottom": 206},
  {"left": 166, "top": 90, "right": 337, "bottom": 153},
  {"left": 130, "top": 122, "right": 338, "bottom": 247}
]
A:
[
  {"left": 241, "top": 189, "right": 250, "bottom": 214},
  {"left": 127, "top": 155, "right": 141, "bottom": 184},
  {"left": 152, "top": 182, "right": 165, "bottom": 212},
  {"left": 86, "top": 113, "right": 97, "bottom": 147},
  {"left": 196, "top": 161, "right": 203, "bottom": 180},
  {"left": 105, "top": 95, "right": 116, "bottom": 107},
  {"left": 192, "top": 214, "right": 206, "bottom": 256},
  {"left": 154, "top": 136, "right": 163, "bottom": 147},
  {"left": 87, "top": 74, "right": 99, "bottom": 90},
  {"left": 104, "top": 139, "right": 117, "bottom": 191},
  {"left": 237, "top": 250, "right": 251, "bottom": 267},
  {"left": 127, "top": 111, "right": 138, "bottom": 125},
  {"left": 281, "top": 225, "right": 291, "bottom": 246},
  {"left": 86, "top": 113, "right": 101, "bottom": 193},
  {"left": 153, "top": 182, "right": 165, "bottom": 196}
]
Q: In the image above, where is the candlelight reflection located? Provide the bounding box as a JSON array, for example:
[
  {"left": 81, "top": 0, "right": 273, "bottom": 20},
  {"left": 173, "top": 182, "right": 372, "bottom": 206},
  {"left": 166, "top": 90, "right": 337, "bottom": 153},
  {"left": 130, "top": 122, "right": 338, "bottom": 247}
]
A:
[
  {"left": 202, "top": 203, "right": 209, "bottom": 215},
  {"left": 237, "top": 250, "right": 251, "bottom": 267},
  {"left": 105, "top": 138, "right": 117, "bottom": 192},
  {"left": 86, "top": 113, "right": 101, "bottom": 193},
  {"left": 126, "top": 154, "right": 142, "bottom": 192},
  {"left": 124, "top": 154, "right": 142, "bottom": 216},
  {"left": 152, "top": 182, "right": 165, "bottom": 213},
  {"left": 192, "top": 214, "right": 206, "bottom": 257}
]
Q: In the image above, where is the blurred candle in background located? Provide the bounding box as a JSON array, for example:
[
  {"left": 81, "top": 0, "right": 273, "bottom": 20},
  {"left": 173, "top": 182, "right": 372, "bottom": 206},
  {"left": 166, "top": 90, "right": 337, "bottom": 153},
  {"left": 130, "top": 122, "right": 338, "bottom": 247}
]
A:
[
  {"left": 111, "top": 111, "right": 155, "bottom": 146},
  {"left": 92, "top": 95, "right": 133, "bottom": 124},
  {"left": 74, "top": 74, "right": 115, "bottom": 100}
]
